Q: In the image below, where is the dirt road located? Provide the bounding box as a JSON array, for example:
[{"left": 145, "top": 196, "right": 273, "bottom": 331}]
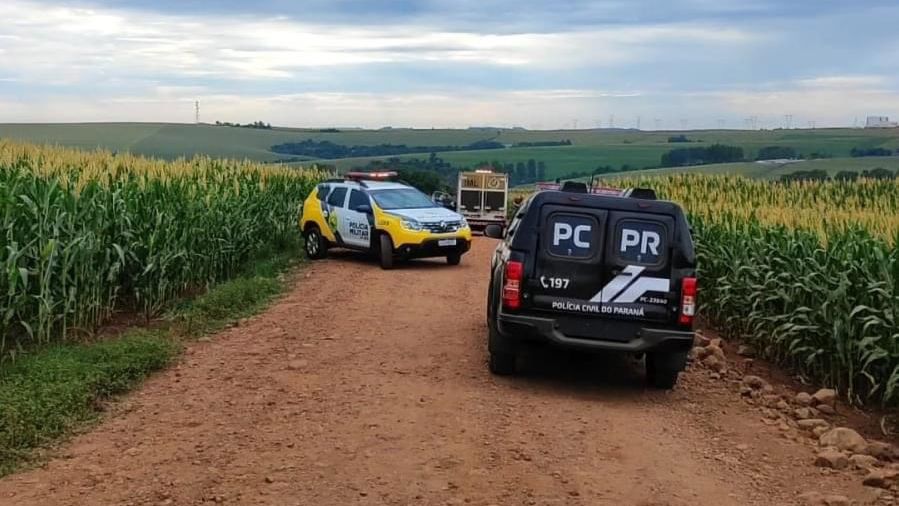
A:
[{"left": 0, "top": 239, "right": 881, "bottom": 505}]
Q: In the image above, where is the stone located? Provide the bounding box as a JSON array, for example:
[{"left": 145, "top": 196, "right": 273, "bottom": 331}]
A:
[
  {"left": 864, "top": 441, "right": 895, "bottom": 461},
  {"left": 776, "top": 400, "right": 790, "bottom": 411},
  {"left": 737, "top": 344, "right": 756, "bottom": 357},
  {"left": 815, "top": 449, "right": 849, "bottom": 469},
  {"left": 797, "top": 492, "right": 850, "bottom": 506},
  {"left": 702, "top": 354, "right": 726, "bottom": 373},
  {"left": 287, "top": 359, "right": 309, "bottom": 371},
  {"left": 705, "top": 343, "right": 726, "bottom": 361},
  {"left": 850, "top": 454, "right": 879, "bottom": 470},
  {"left": 816, "top": 404, "right": 836, "bottom": 416},
  {"left": 798, "top": 419, "right": 830, "bottom": 430},
  {"left": 694, "top": 333, "right": 711, "bottom": 347},
  {"left": 742, "top": 375, "right": 769, "bottom": 390},
  {"left": 862, "top": 470, "right": 890, "bottom": 488},
  {"left": 820, "top": 427, "right": 868, "bottom": 454},
  {"left": 796, "top": 392, "right": 814, "bottom": 406},
  {"left": 794, "top": 407, "right": 814, "bottom": 420},
  {"left": 812, "top": 388, "right": 837, "bottom": 407},
  {"left": 813, "top": 426, "right": 830, "bottom": 438}
]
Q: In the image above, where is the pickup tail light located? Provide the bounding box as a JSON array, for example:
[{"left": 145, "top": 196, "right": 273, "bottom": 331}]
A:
[
  {"left": 679, "top": 277, "right": 697, "bottom": 326},
  {"left": 502, "top": 261, "right": 524, "bottom": 310}
]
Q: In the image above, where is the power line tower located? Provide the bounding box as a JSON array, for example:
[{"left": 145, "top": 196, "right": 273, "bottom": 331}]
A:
[
  {"left": 784, "top": 114, "right": 793, "bottom": 129},
  {"left": 717, "top": 119, "right": 726, "bottom": 129},
  {"left": 195, "top": 100, "right": 200, "bottom": 124},
  {"left": 636, "top": 116, "right": 641, "bottom": 130},
  {"left": 609, "top": 114, "right": 615, "bottom": 129}
]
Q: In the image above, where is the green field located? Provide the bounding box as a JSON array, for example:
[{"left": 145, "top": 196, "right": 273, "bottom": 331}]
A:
[
  {"left": 1, "top": 123, "right": 897, "bottom": 179},
  {"left": 595, "top": 156, "right": 899, "bottom": 180}
]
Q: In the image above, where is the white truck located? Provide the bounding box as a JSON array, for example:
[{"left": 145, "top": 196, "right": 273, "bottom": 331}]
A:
[{"left": 456, "top": 170, "right": 508, "bottom": 233}]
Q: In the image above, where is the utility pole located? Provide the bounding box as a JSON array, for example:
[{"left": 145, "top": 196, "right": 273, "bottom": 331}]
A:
[{"left": 195, "top": 100, "right": 200, "bottom": 124}]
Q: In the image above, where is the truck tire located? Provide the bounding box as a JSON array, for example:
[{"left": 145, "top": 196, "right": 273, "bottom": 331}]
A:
[
  {"left": 304, "top": 226, "right": 327, "bottom": 260},
  {"left": 646, "top": 350, "right": 688, "bottom": 389},
  {"left": 379, "top": 233, "right": 394, "bottom": 270},
  {"left": 447, "top": 252, "right": 462, "bottom": 265}
]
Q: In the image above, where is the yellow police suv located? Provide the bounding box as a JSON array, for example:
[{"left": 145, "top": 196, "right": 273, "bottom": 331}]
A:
[{"left": 300, "top": 172, "right": 472, "bottom": 269}]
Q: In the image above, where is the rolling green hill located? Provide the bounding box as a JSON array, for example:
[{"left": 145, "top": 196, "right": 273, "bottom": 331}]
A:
[{"left": 1, "top": 123, "right": 897, "bottom": 180}]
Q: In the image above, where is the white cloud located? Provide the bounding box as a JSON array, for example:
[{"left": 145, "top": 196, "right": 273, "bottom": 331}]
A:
[{"left": 0, "top": 0, "right": 757, "bottom": 85}]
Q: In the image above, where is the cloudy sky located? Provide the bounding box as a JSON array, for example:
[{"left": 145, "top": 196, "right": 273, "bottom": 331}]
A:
[{"left": 1, "top": 0, "right": 898, "bottom": 129}]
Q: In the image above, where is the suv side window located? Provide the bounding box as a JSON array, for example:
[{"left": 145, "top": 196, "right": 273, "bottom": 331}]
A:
[
  {"left": 348, "top": 189, "right": 369, "bottom": 210},
  {"left": 327, "top": 187, "right": 348, "bottom": 207},
  {"left": 316, "top": 184, "right": 331, "bottom": 202}
]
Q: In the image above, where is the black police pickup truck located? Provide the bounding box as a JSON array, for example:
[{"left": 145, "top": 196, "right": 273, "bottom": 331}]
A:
[{"left": 484, "top": 183, "right": 697, "bottom": 388}]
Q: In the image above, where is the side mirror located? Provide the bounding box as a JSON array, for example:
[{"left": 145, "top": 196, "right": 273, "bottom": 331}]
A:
[
  {"left": 484, "top": 224, "right": 504, "bottom": 239},
  {"left": 355, "top": 204, "right": 373, "bottom": 214}
]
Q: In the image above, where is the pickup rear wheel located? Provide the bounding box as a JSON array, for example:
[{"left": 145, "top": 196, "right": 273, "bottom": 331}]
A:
[
  {"left": 646, "top": 351, "right": 688, "bottom": 389},
  {"left": 378, "top": 233, "right": 394, "bottom": 270}
]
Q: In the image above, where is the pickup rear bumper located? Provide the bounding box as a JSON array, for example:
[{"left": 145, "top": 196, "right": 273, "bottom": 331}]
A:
[{"left": 496, "top": 311, "right": 694, "bottom": 353}]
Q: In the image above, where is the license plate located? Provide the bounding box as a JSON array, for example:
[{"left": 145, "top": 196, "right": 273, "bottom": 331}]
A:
[{"left": 438, "top": 239, "right": 457, "bottom": 247}]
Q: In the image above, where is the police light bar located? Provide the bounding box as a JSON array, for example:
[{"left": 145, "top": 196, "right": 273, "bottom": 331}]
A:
[
  {"left": 535, "top": 181, "right": 625, "bottom": 196},
  {"left": 475, "top": 169, "right": 493, "bottom": 174},
  {"left": 344, "top": 171, "right": 398, "bottom": 181}
]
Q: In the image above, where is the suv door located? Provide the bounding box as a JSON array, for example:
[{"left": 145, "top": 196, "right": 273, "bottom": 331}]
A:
[
  {"left": 603, "top": 212, "right": 675, "bottom": 322},
  {"left": 342, "top": 189, "right": 373, "bottom": 249},
  {"left": 530, "top": 204, "right": 608, "bottom": 314}
]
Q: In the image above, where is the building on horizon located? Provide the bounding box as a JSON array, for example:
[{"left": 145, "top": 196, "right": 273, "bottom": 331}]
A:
[{"left": 865, "top": 116, "right": 898, "bottom": 128}]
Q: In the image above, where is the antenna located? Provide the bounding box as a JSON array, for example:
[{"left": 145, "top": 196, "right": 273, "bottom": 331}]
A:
[{"left": 195, "top": 100, "right": 200, "bottom": 124}]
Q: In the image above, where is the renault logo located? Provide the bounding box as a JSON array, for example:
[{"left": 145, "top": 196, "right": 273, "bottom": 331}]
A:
[{"left": 439, "top": 220, "right": 447, "bottom": 231}]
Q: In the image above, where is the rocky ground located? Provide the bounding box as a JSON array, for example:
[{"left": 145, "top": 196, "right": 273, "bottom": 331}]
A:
[{"left": 0, "top": 238, "right": 896, "bottom": 505}]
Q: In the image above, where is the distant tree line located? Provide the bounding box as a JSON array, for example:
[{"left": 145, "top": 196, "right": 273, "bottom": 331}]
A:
[
  {"left": 756, "top": 146, "right": 797, "bottom": 160},
  {"left": 851, "top": 147, "right": 894, "bottom": 157},
  {"left": 780, "top": 167, "right": 898, "bottom": 183},
  {"left": 661, "top": 144, "right": 744, "bottom": 167},
  {"left": 215, "top": 120, "right": 272, "bottom": 129},
  {"left": 667, "top": 135, "right": 692, "bottom": 143},
  {"left": 271, "top": 139, "right": 504, "bottom": 159},
  {"left": 512, "top": 140, "right": 573, "bottom": 147}
]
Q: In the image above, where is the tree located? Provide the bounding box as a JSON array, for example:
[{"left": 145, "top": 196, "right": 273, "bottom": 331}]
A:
[
  {"left": 756, "top": 146, "right": 798, "bottom": 160},
  {"left": 515, "top": 162, "right": 526, "bottom": 184},
  {"left": 834, "top": 171, "right": 859, "bottom": 182},
  {"left": 537, "top": 161, "right": 546, "bottom": 181},
  {"left": 527, "top": 159, "right": 537, "bottom": 181}
]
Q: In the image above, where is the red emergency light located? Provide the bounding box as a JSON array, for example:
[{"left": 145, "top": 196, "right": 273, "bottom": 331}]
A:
[{"left": 344, "top": 171, "right": 398, "bottom": 181}]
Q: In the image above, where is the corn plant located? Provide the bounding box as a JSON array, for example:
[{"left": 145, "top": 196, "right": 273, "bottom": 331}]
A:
[{"left": 0, "top": 140, "right": 326, "bottom": 359}]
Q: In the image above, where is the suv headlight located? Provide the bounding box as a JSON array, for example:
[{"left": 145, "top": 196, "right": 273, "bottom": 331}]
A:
[
  {"left": 401, "top": 218, "right": 422, "bottom": 231},
  {"left": 460, "top": 216, "right": 469, "bottom": 229}
]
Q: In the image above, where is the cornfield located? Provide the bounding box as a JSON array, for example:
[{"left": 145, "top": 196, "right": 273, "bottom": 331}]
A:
[
  {"left": 0, "top": 140, "right": 326, "bottom": 359},
  {"left": 515, "top": 174, "right": 899, "bottom": 405}
]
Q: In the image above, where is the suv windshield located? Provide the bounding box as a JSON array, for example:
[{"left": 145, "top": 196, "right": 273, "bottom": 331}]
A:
[{"left": 370, "top": 188, "right": 437, "bottom": 210}]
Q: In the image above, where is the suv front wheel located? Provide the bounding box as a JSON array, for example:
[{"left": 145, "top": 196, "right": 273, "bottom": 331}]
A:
[
  {"left": 378, "top": 233, "right": 395, "bottom": 270},
  {"left": 646, "top": 351, "right": 688, "bottom": 389}
]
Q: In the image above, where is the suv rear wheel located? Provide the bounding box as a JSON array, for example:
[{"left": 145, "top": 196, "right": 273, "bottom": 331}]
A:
[
  {"left": 378, "top": 233, "right": 395, "bottom": 270},
  {"left": 446, "top": 252, "right": 462, "bottom": 265},
  {"left": 304, "top": 226, "right": 327, "bottom": 260},
  {"left": 646, "top": 351, "right": 688, "bottom": 389}
]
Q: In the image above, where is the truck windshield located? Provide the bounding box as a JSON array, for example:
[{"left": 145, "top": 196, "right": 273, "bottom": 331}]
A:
[{"left": 370, "top": 188, "right": 437, "bottom": 210}]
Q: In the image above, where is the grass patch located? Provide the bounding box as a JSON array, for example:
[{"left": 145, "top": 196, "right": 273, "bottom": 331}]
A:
[{"left": 0, "top": 246, "right": 302, "bottom": 476}]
